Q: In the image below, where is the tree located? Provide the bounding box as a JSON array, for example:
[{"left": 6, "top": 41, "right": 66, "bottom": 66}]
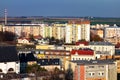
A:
[
  {"left": 0, "top": 31, "right": 16, "bottom": 42},
  {"left": 115, "top": 42, "right": 120, "bottom": 48},
  {"left": 90, "top": 31, "right": 103, "bottom": 41},
  {"left": 65, "top": 64, "right": 73, "bottom": 80},
  {"left": 26, "top": 64, "right": 47, "bottom": 73},
  {"left": 50, "top": 67, "right": 64, "bottom": 80},
  {"left": 29, "top": 34, "right": 35, "bottom": 41},
  {"left": 4, "top": 31, "right": 16, "bottom": 41},
  {"left": 0, "top": 31, "right": 5, "bottom": 42}
]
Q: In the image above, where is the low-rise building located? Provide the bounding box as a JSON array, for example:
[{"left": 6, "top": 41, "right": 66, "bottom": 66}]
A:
[
  {"left": 63, "top": 41, "right": 115, "bottom": 59},
  {"left": 36, "top": 44, "right": 55, "bottom": 50},
  {"left": 37, "top": 58, "right": 61, "bottom": 71},
  {"left": 0, "top": 46, "right": 20, "bottom": 74},
  {"left": 35, "top": 49, "right": 70, "bottom": 70},
  {"left": 70, "top": 48, "right": 95, "bottom": 60},
  {"left": 17, "top": 38, "right": 31, "bottom": 44},
  {"left": 89, "top": 42, "right": 115, "bottom": 58}
]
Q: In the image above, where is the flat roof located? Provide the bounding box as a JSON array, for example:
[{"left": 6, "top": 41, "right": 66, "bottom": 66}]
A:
[
  {"left": 71, "top": 59, "right": 115, "bottom": 65},
  {"left": 89, "top": 41, "right": 113, "bottom": 45}
]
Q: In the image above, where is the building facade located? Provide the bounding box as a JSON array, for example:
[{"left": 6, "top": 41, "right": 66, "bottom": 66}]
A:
[
  {"left": 2, "top": 20, "right": 90, "bottom": 44},
  {"left": 65, "top": 20, "right": 90, "bottom": 43},
  {"left": 104, "top": 26, "right": 120, "bottom": 44},
  {"left": 0, "top": 46, "right": 20, "bottom": 74},
  {"left": 63, "top": 42, "right": 115, "bottom": 59},
  {"left": 70, "top": 48, "right": 95, "bottom": 60},
  {"left": 65, "top": 60, "right": 117, "bottom": 80}
]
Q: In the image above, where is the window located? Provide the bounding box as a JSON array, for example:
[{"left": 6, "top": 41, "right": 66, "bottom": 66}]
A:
[
  {"left": 102, "top": 47, "right": 104, "bottom": 51},
  {"left": 0, "top": 69, "right": 2, "bottom": 72},
  {"left": 94, "top": 47, "right": 96, "bottom": 50},
  {"left": 8, "top": 68, "right": 14, "bottom": 72},
  {"left": 98, "top": 72, "right": 104, "bottom": 76},
  {"left": 88, "top": 72, "right": 95, "bottom": 76},
  {"left": 16, "top": 61, "right": 19, "bottom": 64},
  {"left": 42, "top": 60, "right": 44, "bottom": 62},
  {"left": 98, "top": 65, "right": 104, "bottom": 68},
  {"left": 89, "top": 66, "right": 94, "bottom": 68},
  {"left": 73, "top": 58, "right": 74, "bottom": 60}
]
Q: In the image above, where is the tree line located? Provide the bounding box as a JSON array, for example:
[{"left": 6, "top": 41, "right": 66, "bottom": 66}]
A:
[{"left": 0, "top": 31, "right": 16, "bottom": 42}]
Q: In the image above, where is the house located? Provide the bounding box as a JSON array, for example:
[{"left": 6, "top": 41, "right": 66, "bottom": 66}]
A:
[
  {"left": 0, "top": 46, "right": 20, "bottom": 74},
  {"left": 17, "top": 38, "right": 32, "bottom": 44}
]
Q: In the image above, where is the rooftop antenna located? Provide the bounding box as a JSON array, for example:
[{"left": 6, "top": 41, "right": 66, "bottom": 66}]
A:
[{"left": 4, "top": 9, "right": 7, "bottom": 25}]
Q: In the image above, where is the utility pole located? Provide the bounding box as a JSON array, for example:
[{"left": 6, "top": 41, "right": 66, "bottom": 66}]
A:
[{"left": 4, "top": 9, "right": 7, "bottom": 25}]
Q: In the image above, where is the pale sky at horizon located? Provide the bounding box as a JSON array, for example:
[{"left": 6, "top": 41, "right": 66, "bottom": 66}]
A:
[{"left": 0, "top": 0, "right": 120, "bottom": 17}]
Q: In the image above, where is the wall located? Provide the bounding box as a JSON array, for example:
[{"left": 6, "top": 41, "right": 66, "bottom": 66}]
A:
[{"left": 0, "top": 62, "right": 20, "bottom": 74}]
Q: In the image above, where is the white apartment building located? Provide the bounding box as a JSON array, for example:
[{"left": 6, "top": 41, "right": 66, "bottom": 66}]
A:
[
  {"left": 104, "top": 26, "right": 120, "bottom": 44},
  {"left": 65, "top": 24, "right": 72, "bottom": 43},
  {"left": 89, "top": 42, "right": 115, "bottom": 58},
  {"left": 91, "top": 24, "right": 109, "bottom": 29},
  {"left": 57, "top": 26, "right": 65, "bottom": 40},
  {"left": 104, "top": 26, "right": 120, "bottom": 38},
  {"left": 63, "top": 42, "right": 115, "bottom": 59},
  {"left": 65, "top": 20, "right": 90, "bottom": 43},
  {"left": 81, "top": 24, "right": 90, "bottom": 41},
  {"left": 44, "top": 26, "right": 52, "bottom": 38}
]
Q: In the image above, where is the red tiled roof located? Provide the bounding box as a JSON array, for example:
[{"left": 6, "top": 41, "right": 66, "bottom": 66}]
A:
[
  {"left": 71, "top": 49, "right": 94, "bottom": 55},
  {"left": 75, "top": 41, "right": 89, "bottom": 45},
  {"left": 34, "top": 35, "right": 42, "bottom": 39},
  {"left": 18, "top": 37, "right": 30, "bottom": 41}
]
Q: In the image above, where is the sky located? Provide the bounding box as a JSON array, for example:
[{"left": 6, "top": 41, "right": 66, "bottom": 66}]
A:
[{"left": 0, "top": 0, "right": 120, "bottom": 17}]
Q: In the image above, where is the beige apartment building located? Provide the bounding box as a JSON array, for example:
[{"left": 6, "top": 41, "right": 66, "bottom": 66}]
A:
[
  {"left": 65, "top": 20, "right": 90, "bottom": 43},
  {"left": 1, "top": 20, "right": 90, "bottom": 43},
  {"left": 104, "top": 26, "right": 120, "bottom": 44},
  {"left": 65, "top": 60, "right": 117, "bottom": 80}
]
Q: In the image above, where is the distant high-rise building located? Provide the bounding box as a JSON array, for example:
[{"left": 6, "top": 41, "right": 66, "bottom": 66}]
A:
[
  {"left": 104, "top": 25, "right": 120, "bottom": 44},
  {"left": 65, "top": 20, "right": 90, "bottom": 43}
]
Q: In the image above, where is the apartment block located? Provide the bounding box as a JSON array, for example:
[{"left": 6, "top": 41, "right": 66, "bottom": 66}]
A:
[
  {"left": 65, "top": 60, "right": 117, "bottom": 80},
  {"left": 104, "top": 26, "right": 120, "bottom": 44},
  {"left": 65, "top": 20, "right": 90, "bottom": 43}
]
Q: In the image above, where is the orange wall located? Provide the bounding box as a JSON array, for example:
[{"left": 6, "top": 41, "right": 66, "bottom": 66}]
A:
[
  {"left": 74, "top": 66, "right": 78, "bottom": 80},
  {"left": 80, "top": 65, "right": 85, "bottom": 80}
]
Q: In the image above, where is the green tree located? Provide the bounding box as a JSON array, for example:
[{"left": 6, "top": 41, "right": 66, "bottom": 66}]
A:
[
  {"left": 65, "top": 64, "right": 73, "bottom": 80},
  {"left": 26, "top": 64, "right": 47, "bottom": 73},
  {"left": 29, "top": 34, "right": 35, "bottom": 41}
]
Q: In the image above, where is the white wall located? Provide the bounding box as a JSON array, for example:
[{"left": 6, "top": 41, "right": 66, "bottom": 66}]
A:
[
  {"left": 0, "top": 62, "right": 20, "bottom": 74},
  {"left": 71, "top": 55, "right": 95, "bottom": 60}
]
